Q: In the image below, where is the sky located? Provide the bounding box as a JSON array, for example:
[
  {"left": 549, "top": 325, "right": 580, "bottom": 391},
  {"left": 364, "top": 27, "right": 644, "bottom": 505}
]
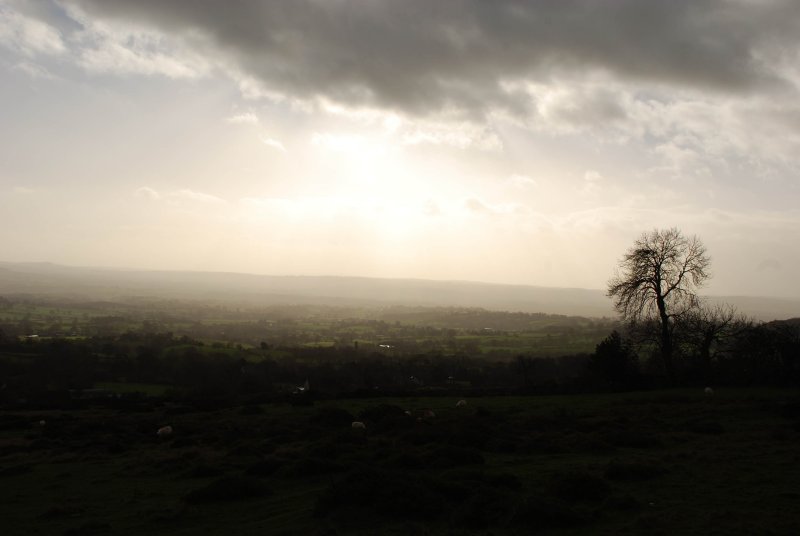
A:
[{"left": 1, "top": 0, "right": 799, "bottom": 298}]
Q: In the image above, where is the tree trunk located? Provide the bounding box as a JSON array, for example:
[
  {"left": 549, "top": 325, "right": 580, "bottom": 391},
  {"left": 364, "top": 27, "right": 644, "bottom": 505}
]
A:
[{"left": 656, "top": 295, "right": 675, "bottom": 383}]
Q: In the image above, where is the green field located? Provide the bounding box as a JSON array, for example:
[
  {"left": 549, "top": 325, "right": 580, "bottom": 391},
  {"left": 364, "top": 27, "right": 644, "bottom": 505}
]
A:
[
  {"left": 94, "top": 382, "right": 173, "bottom": 396},
  {"left": 1, "top": 297, "right": 614, "bottom": 359},
  {"left": 2, "top": 388, "right": 799, "bottom": 535}
]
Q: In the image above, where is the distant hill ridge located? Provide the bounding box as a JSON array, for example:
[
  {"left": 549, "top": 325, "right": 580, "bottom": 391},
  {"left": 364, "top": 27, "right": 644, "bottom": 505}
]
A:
[{"left": 0, "top": 261, "right": 797, "bottom": 320}]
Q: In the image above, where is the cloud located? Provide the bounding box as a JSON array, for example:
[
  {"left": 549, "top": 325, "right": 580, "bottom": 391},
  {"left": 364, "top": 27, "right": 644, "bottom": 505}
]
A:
[
  {"left": 579, "top": 170, "right": 603, "bottom": 196},
  {"left": 464, "top": 197, "right": 490, "bottom": 214},
  {"left": 172, "top": 189, "right": 225, "bottom": 204},
  {"left": 317, "top": 101, "right": 501, "bottom": 150},
  {"left": 423, "top": 199, "right": 441, "bottom": 216},
  {"left": 508, "top": 174, "right": 537, "bottom": 188},
  {"left": 3, "top": 0, "right": 793, "bottom": 174},
  {"left": 63, "top": 0, "right": 800, "bottom": 119},
  {"left": 226, "top": 111, "right": 259, "bottom": 125},
  {"left": 311, "top": 132, "right": 386, "bottom": 156},
  {"left": 0, "top": 2, "right": 65, "bottom": 56},
  {"left": 756, "top": 258, "right": 782, "bottom": 272},
  {"left": 12, "top": 59, "right": 55, "bottom": 79},
  {"left": 135, "top": 187, "right": 224, "bottom": 204},
  {"left": 13, "top": 185, "right": 35, "bottom": 194},
  {"left": 463, "top": 197, "right": 533, "bottom": 217},
  {"left": 134, "top": 186, "right": 160, "bottom": 200},
  {"left": 261, "top": 137, "right": 286, "bottom": 152},
  {"left": 400, "top": 118, "right": 502, "bottom": 151},
  {"left": 62, "top": 3, "right": 210, "bottom": 79},
  {"left": 529, "top": 84, "right": 627, "bottom": 132}
]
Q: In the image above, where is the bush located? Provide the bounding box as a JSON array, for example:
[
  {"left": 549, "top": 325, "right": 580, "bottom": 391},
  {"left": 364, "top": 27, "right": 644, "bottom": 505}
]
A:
[
  {"left": 685, "top": 420, "right": 725, "bottom": 435},
  {"left": 399, "top": 425, "right": 448, "bottom": 446},
  {"left": 0, "top": 464, "right": 32, "bottom": 477},
  {"left": 589, "top": 330, "right": 640, "bottom": 389},
  {"left": 603, "top": 429, "right": 663, "bottom": 449},
  {"left": 358, "top": 404, "right": 407, "bottom": 422},
  {"left": 547, "top": 471, "right": 610, "bottom": 503},
  {"left": 239, "top": 405, "right": 264, "bottom": 415},
  {"left": 450, "top": 486, "right": 517, "bottom": 529},
  {"left": 315, "top": 468, "right": 445, "bottom": 521},
  {"left": 184, "top": 475, "right": 269, "bottom": 504},
  {"left": 185, "top": 462, "right": 223, "bottom": 479},
  {"left": 604, "top": 460, "right": 666, "bottom": 481},
  {"left": 604, "top": 494, "right": 643, "bottom": 511},
  {"left": 277, "top": 457, "right": 344, "bottom": 477},
  {"left": 389, "top": 445, "right": 484, "bottom": 470},
  {"left": 246, "top": 457, "right": 285, "bottom": 477},
  {"left": 358, "top": 404, "right": 412, "bottom": 432},
  {"left": 447, "top": 419, "right": 493, "bottom": 449},
  {"left": 434, "top": 445, "right": 485, "bottom": 467},
  {"left": 512, "top": 494, "right": 591, "bottom": 528},
  {"left": 308, "top": 407, "right": 354, "bottom": 428},
  {"left": 443, "top": 469, "right": 522, "bottom": 491}
]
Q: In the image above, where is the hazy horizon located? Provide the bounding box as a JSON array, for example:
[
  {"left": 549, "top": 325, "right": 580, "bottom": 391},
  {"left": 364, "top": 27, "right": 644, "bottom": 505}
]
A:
[
  {"left": 2, "top": 260, "right": 799, "bottom": 322},
  {"left": 3, "top": 1, "right": 800, "bottom": 298},
  {"left": 1, "top": 258, "right": 798, "bottom": 301}
]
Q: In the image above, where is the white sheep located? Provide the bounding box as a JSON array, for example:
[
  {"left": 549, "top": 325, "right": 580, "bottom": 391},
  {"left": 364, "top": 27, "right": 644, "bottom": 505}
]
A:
[
  {"left": 38, "top": 420, "right": 46, "bottom": 427},
  {"left": 423, "top": 409, "right": 436, "bottom": 419},
  {"left": 156, "top": 425, "right": 173, "bottom": 437},
  {"left": 351, "top": 421, "right": 366, "bottom": 429},
  {"left": 456, "top": 400, "right": 467, "bottom": 408},
  {"left": 704, "top": 387, "right": 714, "bottom": 396},
  {"left": 404, "top": 410, "right": 412, "bottom": 417}
]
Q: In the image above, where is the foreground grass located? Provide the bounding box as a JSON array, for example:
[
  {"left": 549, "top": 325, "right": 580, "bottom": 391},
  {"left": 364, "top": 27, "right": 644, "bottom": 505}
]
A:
[{"left": 1, "top": 388, "right": 799, "bottom": 535}]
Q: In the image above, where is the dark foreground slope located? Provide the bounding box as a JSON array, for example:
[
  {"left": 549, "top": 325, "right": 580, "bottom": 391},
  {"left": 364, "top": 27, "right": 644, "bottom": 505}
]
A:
[{"left": 2, "top": 389, "right": 799, "bottom": 535}]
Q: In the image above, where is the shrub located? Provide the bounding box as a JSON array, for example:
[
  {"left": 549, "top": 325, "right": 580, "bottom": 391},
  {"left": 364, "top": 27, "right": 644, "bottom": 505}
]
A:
[
  {"left": 389, "top": 445, "right": 484, "bottom": 470},
  {"left": 315, "top": 468, "right": 444, "bottom": 521},
  {"left": 604, "top": 494, "right": 643, "bottom": 511},
  {"left": 246, "top": 457, "right": 285, "bottom": 477},
  {"left": 604, "top": 460, "right": 666, "bottom": 481},
  {"left": 432, "top": 445, "right": 485, "bottom": 468},
  {"left": 547, "top": 471, "right": 610, "bottom": 503},
  {"left": 685, "top": 420, "right": 725, "bottom": 435},
  {"left": 450, "top": 486, "right": 517, "bottom": 529},
  {"left": 0, "top": 464, "right": 32, "bottom": 477},
  {"left": 358, "top": 404, "right": 407, "bottom": 422},
  {"left": 603, "top": 429, "right": 663, "bottom": 448},
  {"left": 777, "top": 400, "right": 800, "bottom": 420},
  {"left": 443, "top": 469, "right": 522, "bottom": 491},
  {"left": 277, "top": 457, "right": 344, "bottom": 477},
  {"left": 308, "top": 407, "right": 354, "bottom": 428},
  {"left": 399, "top": 425, "right": 448, "bottom": 446},
  {"left": 512, "top": 494, "right": 591, "bottom": 528},
  {"left": 358, "top": 404, "right": 412, "bottom": 432},
  {"left": 185, "top": 462, "right": 223, "bottom": 479},
  {"left": 447, "top": 420, "right": 493, "bottom": 449},
  {"left": 239, "top": 405, "right": 264, "bottom": 415},
  {"left": 184, "top": 475, "right": 269, "bottom": 504}
]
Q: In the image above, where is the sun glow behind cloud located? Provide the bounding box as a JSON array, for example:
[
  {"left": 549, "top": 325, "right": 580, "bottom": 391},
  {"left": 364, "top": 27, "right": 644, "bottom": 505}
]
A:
[{"left": 1, "top": 0, "right": 800, "bottom": 297}]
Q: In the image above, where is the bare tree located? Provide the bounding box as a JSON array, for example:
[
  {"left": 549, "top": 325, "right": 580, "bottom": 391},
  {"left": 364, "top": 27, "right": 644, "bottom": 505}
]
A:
[
  {"left": 677, "top": 302, "right": 752, "bottom": 379},
  {"left": 607, "top": 228, "right": 711, "bottom": 381}
]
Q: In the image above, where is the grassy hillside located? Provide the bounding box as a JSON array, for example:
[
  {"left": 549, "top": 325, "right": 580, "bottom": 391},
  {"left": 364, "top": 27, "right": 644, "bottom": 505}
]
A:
[{"left": 2, "top": 389, "right": 799, "bottom": 535}]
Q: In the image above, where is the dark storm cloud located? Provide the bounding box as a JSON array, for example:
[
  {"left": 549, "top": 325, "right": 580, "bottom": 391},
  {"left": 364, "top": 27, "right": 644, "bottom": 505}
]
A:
[{"left": 66, "top": 0, "right": 800, "bottom": 116}]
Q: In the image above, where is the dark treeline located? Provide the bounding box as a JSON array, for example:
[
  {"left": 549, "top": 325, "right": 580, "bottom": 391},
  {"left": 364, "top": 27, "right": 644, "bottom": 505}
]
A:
[
  {"left": 1, "top": 315, "right": 799, "bottom": 409},
  {"left": 589, "top": 317, "right": 800, "bottom": 390},
  {"left": 0, "top": 331, "right": 593, "bottom": 408}
]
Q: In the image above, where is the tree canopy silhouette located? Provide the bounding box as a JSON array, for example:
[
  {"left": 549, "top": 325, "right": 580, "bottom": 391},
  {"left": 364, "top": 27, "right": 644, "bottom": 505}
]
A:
[{"left": 607, "top": 228, "right": 710, "bottom": 381}]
